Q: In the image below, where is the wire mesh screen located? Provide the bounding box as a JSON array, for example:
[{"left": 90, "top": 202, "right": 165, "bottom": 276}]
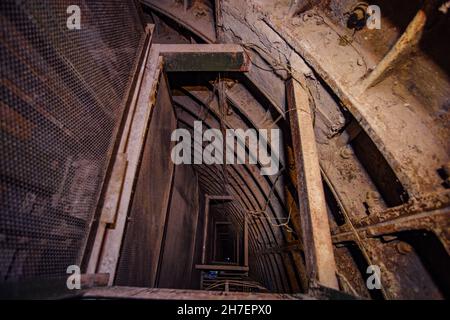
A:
[{"left": 0, "top": 0, "right": 144, "bottom": 284}]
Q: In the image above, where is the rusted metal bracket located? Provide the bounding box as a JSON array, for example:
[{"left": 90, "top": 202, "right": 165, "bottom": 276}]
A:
[
  {"left": 333, "top": 206, "right": 450, "bottom": 253},
  {"left": 333, "top": 190, "right": 450, "bottom": 252}
]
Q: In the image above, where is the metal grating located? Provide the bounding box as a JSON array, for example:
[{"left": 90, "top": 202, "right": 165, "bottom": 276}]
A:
[{"left": 0, "top": 0, "right": 144, "bottom": 284}]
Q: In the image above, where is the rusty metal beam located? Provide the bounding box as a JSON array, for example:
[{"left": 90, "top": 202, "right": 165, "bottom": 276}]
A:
[
  {"left": 333, "top": 207, "right": 450, "bottom": 252},
  {"left": 157, "top": 44, "right": 250, "bottom": 72},
  {"left": 357, "top": 190, "right": 450, "bottom": 227},
  {"left": 287, "top": 57, "right": 338, "bottom": 290},
  {"left": 332, "top": 191, "right": 450, "bottom": 251}
]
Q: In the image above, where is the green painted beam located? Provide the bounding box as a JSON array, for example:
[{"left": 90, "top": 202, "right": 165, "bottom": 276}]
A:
[{"left": 157, "top": 44, "right": 250, "bottom": 72}]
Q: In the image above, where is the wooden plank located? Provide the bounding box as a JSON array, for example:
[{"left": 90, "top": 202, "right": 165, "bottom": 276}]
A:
[
  {"left": 195, "top": 264, "right": 249, "bottom": 272},
  {"left": 359, "top": 9, "right": 427, "bottom": 92},
  {"left": 80, "top": 273, "right": 109, "bottom": 288},
  {"left": 158, "top": 44, "right": 250, "bottom": 72},
  {"left": 208, "top": 195, "right": 234, "bottom": 201},
  {"left": 85, "top": 26, "right": 155, "bottom": 275},
  {"left": 201, "top": 195, "right": 211, "bottom": 264},
  {"left": 244, "top": 214, "right": 249, "bottom": 267},
  {"left": 287, "top": 56, "right": 338, "bottom": 290},
  {"left": 95, "top": 46, "right": 164, "bottom": 284},
  {"left": 87, "top": 153, "right": 127, "bottom": 273},
  {"left": 83, "top": 286, "right": 308, "bottom": 300},
  {"left": 100, "top": 154, "right": 127, "bottom": 225}
]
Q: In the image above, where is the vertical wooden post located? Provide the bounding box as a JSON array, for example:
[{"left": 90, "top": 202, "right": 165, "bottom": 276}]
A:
[{"left": 287, "top": 59, "right": 338, "bottom": 289}]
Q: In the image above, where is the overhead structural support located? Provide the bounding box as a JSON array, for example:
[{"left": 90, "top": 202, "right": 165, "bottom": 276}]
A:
[
  {"left": 157, "top": 44, "right": 250, "bottom": 72},
  {"left": 287, "top": 57, "right": 339, "bottom": 290}
]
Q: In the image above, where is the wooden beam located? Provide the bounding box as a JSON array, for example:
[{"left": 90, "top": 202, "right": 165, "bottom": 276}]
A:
[
  {"left": 80, "top": 273, "right": 110, "bottom": 288},
  {"left": 83, "top": 286, "right": 305, "bottom": 300},
  {"left": 86, "top": 25, "right": 155, "bottom": 276},
  {"left": 157, "top": 44, "right": 250, "bottom": 72},
  {"left": 92, "top": 31, "right": 164, "bottom": 284},
  {"left": 254, "top": 240, "right": 302, "bottom": 256},
  {"left": 195, "top": 264, "right": 249, "bottom": 272},
  {"left": 86, "top": 153, "right": 127, "bottom": 273},
  {"left": 287, "top": 57, "right": 338, "bottom": 290},
  {"left": 201, "top": 195, "right": 211, "bottom": 264},
  {"left": 244, "top": 214, "right": 249, "bottom": 267},
  {"left": 359, "top": 8, "right": 427, "bottom": 92},
  {"left": 208, "top": 195, "right": 234, "bottom": 201}
]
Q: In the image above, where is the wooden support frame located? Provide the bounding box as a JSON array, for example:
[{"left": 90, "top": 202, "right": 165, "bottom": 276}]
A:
[
  {"left": 287, "top": 57, "right": 339, "bottom": 290},
  {"left": 87, "top": 40, "right": 251, "bottom": 286}
]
